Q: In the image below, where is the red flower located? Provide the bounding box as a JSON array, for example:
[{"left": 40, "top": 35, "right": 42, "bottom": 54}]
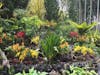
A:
[
  {"left": 16, "top": 31, "right": 25, "bottom": 38},
  {"left": 70, "top": 32, "right": 78, "bottom": 38}
]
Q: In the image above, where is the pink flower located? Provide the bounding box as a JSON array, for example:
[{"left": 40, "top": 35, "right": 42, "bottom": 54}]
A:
[{"left": 16, "top": 31, "right": 25, "bottom": 38}]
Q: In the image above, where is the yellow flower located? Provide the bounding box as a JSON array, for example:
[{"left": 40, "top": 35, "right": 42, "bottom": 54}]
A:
[
  {"left": 65, "top": 42, "right": 69, "bottom": 47},
  {"left": 60, "top": 44, "right": 65, "bottom": 48},
  {"left": 88, "top": 48, "right": 94, "bottom": 55},
  {"left": 31, "top": 36, "right": 39, "bottom": 45},
  {"left": 74, "top": 46, "right": 81, "bottom": 52},
  {"left": 30, "top": 50, "right": 39, "bottom": 58},
  {"left": 19, "top": 49, "right": 28, "bottom": 62},
  {"left": 19, "top": 54, "right": 25, "bottom": 62},
  {"left": 81, "top": 46, "right": 87, "bottom": 50},
  {"left": 15, "top": 52, "right": 20, "bottom": 57},
  {"left": 60, "top": 42, "right": 69, "bottom": 48},
  {"left": 77, "top": 35, "right": 87, "bottom": 41},
  {"left": 81, "top": 46, "right": 87, "bottom": 55},
  {"left": 23, "top": 48, "right": 29, "bottom": 56},
  {"left": 12, "top": 43, "right": 20, "bottom": 51},
  {"left": 74, "top": 45, "right": 94, "bottom": 56}
]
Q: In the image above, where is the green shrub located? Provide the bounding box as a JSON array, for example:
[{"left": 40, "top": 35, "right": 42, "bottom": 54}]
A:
[
  {"left": 13, "top": 9, "right": 27, "bottom": 18},
  {"left": 66, "top": 66, "right": 98, "bottom": 75},
  {"left": 0, "top": 0, "right": 28, "bottom": 18},
  {"left": 41, "top": 33, "right": 60, "bottom": 60},
  {"left": 69, "top": 21, "right": 97, "bottom": 35},
  {"left": 21, "top": 16, "right": 44, "bottom": 36},
  {"left": 0, "top": 18, "right": 24, "bottom": 33}
]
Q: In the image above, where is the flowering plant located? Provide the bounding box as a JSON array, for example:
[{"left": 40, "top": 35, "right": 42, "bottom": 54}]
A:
[
  {"left": 68, "top": 31, "right": 79, "bottom": 44},
  {"left": 70, "top": 31, "right": 78, "bottom": 38},
  {"left": 74, "top": 45, "right": 94, "bottom": 56},
  {"left": 10, "top": 43, "right": 39, "bottom": 62},
  {"left": 59, "top": 42, "right": 69, "bottom": 54},
  {"left": 16, "top": 31, "right": 25, "bottom": 38},
  {"left": 60, "top": 42, "right": 69, "bottom": 49},
  {"left": 31, "top": 36, "right": 40, "bottom": 45}
]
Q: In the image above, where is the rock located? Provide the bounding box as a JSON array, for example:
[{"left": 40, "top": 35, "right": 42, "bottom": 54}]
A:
[
  {"left": 49, "top": 70, "right": 60, "bottom": 75},
  {"left": 0, "top": 49, "right": 10, "bottom": 68}
]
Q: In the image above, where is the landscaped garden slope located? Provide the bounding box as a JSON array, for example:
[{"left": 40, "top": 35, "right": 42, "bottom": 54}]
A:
[{"left": 0, "top": 0, "right": 100, "bottom": 75}]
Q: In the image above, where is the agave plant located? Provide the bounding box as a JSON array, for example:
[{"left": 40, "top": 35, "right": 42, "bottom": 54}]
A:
[{"left": 69, "top": 20, "right": 97, "bottom": 35}]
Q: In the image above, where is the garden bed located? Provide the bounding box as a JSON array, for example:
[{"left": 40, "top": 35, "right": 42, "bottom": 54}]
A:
[
  {"left": 0, "top": 55, "right": 99, "bottom": 75},
  {"left": 0, "top": 3, "right": 100, "bottom": 74}
]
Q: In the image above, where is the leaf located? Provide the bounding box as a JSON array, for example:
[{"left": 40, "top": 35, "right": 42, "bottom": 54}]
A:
[
  {"left": 66, "top": 70, "right": 71, "bottom": 75},
  {"left": 40, "top": 72, "right": 48, "bottom": 75},
  {"left": 0, "top": 27, "right": 3, "bottom": 33},
  {"left": 23, "top": 70, "right": 26, "bottom": 75},
  {"left": 69, "top": 20, "right": 97, "bottom": 35},
  {"left": 68, "top": 20, "right": 78, "bottom": 26},
  {"left": 90, "top": 70, "right": 98, "bottom": 75},
  {"left": 87, "top": 22, "right": 97, "bottom": 30},
  {"left": 41, "top": 33, "right": 60, "bottom": 59},
  {"left": 15, "top": 73, "right": 22, "bottom": 75},
  {"left": 33, "top": 70, "right": 38, "bottom": 75},
  {"left": 29, "top": 68, "right": 34, "bottom": 73},
  {"left": 0, "top": 2, "right": 3, "bottom": 8}
]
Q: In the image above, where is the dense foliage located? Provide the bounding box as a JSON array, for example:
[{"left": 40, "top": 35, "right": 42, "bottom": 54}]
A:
[
  {"left": 0, "top": 0, "right": 28, "bottom": 18},
  {"left": 0, "top": 0, "right": 100, "bottom": 75},
  {"left": 44, "top": 0, "right": 59, "bottom": 21}
]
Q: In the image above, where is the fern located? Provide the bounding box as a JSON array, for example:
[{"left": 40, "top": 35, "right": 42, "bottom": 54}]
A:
[{"left": 69, "top": 20, "right": 97, "bottom": 35}]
